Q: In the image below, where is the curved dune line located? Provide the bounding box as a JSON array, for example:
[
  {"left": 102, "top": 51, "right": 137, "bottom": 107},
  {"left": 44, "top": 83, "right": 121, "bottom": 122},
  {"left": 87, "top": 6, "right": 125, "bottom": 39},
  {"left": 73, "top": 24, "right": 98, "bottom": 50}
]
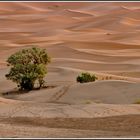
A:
[
  {"left": 64, "top": 41, "right": 140, "bottom": 50},
  {"left": 47, "top": 45, "right": 140, "bottom": 63},
  {"left": 121, "top": 17, "right": 140, "bottom": 25},
  {"left": 52, "top": 60, "right": 140, "bottom": 71},
  {"left": 75, "top": 48, "right": 140, "bottom": 57},
  {"left": 48, "top": 66, "right": 140, "bottom": 83}
]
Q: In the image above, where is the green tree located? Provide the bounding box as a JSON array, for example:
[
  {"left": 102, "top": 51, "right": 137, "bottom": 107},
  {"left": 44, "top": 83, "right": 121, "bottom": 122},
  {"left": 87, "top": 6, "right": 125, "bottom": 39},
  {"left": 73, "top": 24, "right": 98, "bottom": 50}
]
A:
[
  {"left": 77, "top": 72, "right": 97, "bottom": 83},
  {"left": 5, "top": 46, "right": 51, "bottom": 91}
]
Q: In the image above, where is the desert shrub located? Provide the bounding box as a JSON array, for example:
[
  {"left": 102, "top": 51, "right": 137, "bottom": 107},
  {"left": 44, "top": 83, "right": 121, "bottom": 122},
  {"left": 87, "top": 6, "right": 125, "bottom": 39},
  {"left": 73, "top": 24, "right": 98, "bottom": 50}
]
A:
[
  {"left": 109, "top": 76, "right": 112, "bottom": 79},
  {"left": 5, "top": 46, "right": 51, "bottom": 91},
  {"left": 76, "top": 72, "right": 97, "bottom": 83},
  {"left": 84, "top": 100, "right": 92, "bottom": 104},
  {"left": 134, "top": 99, "right": 140, "bottom": 104},
  {"left": 106, "top": 33, "right": 111, "bottom": 35}
]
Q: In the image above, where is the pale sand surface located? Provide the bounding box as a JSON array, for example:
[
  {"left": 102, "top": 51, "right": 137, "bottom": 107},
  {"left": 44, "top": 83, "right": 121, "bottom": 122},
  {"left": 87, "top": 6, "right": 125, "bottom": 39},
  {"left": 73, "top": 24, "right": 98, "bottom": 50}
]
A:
[{"left": 0, "top": 2, "right": 140, "bottom": 138}]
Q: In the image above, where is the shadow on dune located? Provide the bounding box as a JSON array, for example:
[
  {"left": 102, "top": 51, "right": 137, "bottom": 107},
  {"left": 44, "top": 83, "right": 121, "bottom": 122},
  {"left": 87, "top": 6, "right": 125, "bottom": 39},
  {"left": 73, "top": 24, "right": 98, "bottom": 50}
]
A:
[{"left": 2, "top": 85, "right": 57, "bottom": 96}]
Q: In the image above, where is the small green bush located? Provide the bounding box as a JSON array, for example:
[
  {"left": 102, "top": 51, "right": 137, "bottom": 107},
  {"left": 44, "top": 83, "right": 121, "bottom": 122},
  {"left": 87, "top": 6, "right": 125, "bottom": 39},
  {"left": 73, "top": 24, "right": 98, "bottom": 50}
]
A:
[{"left": 76, "top": 72, "right": 97, "bottom": 83}]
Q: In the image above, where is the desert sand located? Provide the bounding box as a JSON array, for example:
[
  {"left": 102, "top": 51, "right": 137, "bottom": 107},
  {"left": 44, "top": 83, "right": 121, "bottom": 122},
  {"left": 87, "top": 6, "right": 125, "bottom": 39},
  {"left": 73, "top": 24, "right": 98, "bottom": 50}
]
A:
[{"left": 0, "top": 2, "right": 140, "bottom": 138}]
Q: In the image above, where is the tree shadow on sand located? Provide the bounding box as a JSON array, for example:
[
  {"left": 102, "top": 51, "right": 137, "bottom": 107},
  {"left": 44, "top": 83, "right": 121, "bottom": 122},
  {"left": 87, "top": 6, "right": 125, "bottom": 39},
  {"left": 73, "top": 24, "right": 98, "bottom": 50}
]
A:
[{"left": 1, "top": 85, "right": 57, "bottom": 96}]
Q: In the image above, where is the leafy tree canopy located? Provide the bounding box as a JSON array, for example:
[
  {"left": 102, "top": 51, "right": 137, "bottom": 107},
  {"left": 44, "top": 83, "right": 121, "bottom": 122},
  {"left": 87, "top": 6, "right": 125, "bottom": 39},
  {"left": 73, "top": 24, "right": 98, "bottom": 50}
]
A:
[{"left": 6, "top": 46, "right": 51, "bottom": 91}]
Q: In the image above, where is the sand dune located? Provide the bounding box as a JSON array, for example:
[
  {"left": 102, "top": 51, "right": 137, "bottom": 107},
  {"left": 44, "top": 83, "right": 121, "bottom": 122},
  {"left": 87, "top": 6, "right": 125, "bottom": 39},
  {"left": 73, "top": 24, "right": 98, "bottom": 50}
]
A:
[
  {"left": 3, "top": 80, "right": 140, "bottom": 105},
  {"left": 59, "top": 80, "right": 140, "bottom": 104},
  {"left": 0, "top": 2, "right": 140, "bottom": 138}
]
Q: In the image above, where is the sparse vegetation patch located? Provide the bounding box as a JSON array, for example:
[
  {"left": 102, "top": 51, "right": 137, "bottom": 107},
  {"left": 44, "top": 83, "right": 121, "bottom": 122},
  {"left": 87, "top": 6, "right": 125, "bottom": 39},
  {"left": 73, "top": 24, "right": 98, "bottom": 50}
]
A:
[
  {"left": 134, "top": 99, "right": 140, "bottom": 104},
  {"left": 76, "top": 72, "right": 97, "bottom": 83}
]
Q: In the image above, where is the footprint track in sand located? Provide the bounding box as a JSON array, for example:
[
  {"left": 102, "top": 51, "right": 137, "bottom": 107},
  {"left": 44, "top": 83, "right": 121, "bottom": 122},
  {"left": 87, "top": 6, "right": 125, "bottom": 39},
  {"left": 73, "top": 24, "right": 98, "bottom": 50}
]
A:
[{"left": 49, "top": 84, "right": 72, "bottom": 103}]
